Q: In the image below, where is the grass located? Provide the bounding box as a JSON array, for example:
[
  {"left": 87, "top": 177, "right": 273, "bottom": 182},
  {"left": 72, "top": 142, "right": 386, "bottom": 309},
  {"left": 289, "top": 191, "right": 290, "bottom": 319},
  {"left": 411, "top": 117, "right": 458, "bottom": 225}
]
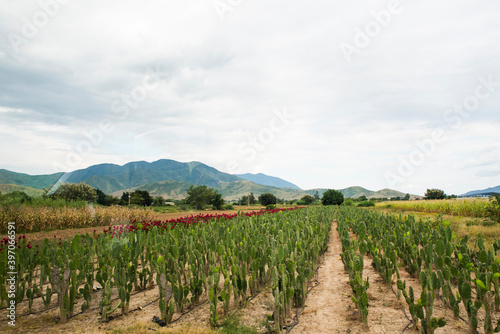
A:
[
  {"left": 219, "top": 315, "right": 259, "bottom": 334},
  {"left": 107, "top": 315, "right": 258, "bottom": 334},
  {"left": 109, "top": 323, "right": 216, "bottom": 334},
  {"left": 152, "top": 205, "right": 180, "bottom": 214},
  {"left": 377, "top": 198, "right": 491, "bottom": 218}
]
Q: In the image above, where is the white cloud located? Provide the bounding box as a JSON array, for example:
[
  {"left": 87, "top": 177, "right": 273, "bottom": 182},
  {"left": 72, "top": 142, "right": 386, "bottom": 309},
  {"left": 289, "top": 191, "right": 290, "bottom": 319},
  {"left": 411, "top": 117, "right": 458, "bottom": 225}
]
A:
[{"left": 1, "top": 0, "right": 500, "bottom": 195}]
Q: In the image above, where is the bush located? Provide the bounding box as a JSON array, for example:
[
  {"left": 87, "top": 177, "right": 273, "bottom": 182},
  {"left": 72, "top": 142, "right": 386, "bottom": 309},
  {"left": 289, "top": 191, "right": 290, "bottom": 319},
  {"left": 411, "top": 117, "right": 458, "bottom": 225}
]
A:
[
  {"left": 266, "top": 204, "right": 276, "bottom": 210},
  {"left": 224, "top": 204, "right": 234, "bottom": 210},
  {"left": 487, "top": 194, "right": 500, "bottom": 223},
  {"left": 357, "top": 200, "right": 375, "bottom": 207},
  {"left": 300, "top": 195, "right": 316, "bottom": 205},
  {"left": 343, "top": 198, "right": 355, "bottom": 206}
]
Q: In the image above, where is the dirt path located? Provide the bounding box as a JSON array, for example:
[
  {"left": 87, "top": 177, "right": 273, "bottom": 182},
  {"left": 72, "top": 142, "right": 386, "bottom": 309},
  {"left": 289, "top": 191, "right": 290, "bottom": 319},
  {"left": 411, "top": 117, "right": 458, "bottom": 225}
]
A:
[
  {"left": 295, "top": 220, "right": 369, "bottom": 333},
  {"left": 295, "top": 221, "right": 408, "bottom": 334}
]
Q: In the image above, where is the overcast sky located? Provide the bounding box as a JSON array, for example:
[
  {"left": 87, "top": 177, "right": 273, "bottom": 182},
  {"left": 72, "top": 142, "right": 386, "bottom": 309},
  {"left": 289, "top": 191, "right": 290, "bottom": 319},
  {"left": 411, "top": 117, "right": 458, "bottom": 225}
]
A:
[{"left": 1, "top": 0, "right": 499, "bottom": 195}]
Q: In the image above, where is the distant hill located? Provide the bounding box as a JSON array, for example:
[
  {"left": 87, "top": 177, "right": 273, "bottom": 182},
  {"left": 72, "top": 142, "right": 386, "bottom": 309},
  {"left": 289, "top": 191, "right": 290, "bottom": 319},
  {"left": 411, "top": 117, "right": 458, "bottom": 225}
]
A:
[
  {"left": 306, "top": 187, "right": 414, "bottom": 199},
  {"left": 0, "top": 184, "right": 44, "bottom": 197},
  {"left": 113, "top": 179, "right": 308, "bottom": 201},
  {"left": 0, "top": 169, "right": 62, "bottom": 190},
  {"left": 235, "top": 173, "right": 301, "bottom": 190},
  {"left": 217, "top": 180, "right": 306, "bottom": 201},
  {"left": 461, "top": 185, "right": 500, "bottom": 197}
]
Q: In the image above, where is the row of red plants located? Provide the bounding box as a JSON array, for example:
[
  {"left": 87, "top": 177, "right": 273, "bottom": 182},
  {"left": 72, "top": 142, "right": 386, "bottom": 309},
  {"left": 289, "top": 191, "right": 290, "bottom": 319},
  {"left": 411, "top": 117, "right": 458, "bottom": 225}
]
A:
[{"left": 101, "top": 207, "right": 302, "bottom": 238}]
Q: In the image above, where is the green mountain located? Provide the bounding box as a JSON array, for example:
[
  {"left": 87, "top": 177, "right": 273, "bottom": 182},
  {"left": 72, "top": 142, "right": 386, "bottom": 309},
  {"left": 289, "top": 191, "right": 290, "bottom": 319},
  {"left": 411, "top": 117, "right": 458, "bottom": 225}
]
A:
[
  {"left": 110, "top": 180, "right": 192, "bottom": 199},
  {"left": 112, "top": 180, "right": 308, "bottom": 201},
  {"left": 235, "top": 173, "right": 301, "bottom": 190},
  {"left": 0, "top": 184, "right": 44, "bottom": 197},
  {"left": 0, "top": 159, "right": 416, "bottom": 200},
  {"left": 217, "top": 180, "right": 307, "bottom": 201},
  {"left": 0, "top": 169, "right": 63, "bottom": 190},
  {"left": 0, "top": 160, "right": 241, "bottom": 194}
]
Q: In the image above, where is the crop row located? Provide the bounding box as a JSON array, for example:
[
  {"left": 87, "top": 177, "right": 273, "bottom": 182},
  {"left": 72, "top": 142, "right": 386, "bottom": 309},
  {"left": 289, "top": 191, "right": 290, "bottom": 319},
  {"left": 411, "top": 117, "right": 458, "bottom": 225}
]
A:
[
  {"left": 0, "top": 206, "right": 333, "bottom": 332},
  {"left": 0, "top": 205, "right": 156, "bottom": 233},
  {"left": 337, "top": 206, "right": 500, "bottom": 334}
]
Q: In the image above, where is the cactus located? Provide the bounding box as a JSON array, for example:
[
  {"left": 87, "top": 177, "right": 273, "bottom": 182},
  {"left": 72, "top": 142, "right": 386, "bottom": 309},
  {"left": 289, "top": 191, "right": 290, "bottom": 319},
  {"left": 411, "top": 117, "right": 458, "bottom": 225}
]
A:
[{"left": 157, "top": 273, "right": 175, "bottom": 323}]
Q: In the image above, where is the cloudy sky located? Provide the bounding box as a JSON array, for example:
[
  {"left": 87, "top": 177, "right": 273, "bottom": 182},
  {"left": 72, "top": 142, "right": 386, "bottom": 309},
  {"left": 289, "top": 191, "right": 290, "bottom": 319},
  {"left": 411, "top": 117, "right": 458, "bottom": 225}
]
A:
[{"left": 1, "top": 0, "right": 499, "bottom": 195}]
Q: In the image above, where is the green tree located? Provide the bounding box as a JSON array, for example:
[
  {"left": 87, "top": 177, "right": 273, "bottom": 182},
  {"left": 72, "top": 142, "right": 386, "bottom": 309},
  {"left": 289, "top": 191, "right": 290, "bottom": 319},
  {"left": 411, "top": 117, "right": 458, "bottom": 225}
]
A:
[
  {"left": 424, "top": 189, "right": 446, "bottom": 200},
  {"left": 403, "top": 193, "right": 410, "bottom": 201},
  {"left": 51, "top": 183, "right": 97, "bottom": 202},
  {"left": 321, "top": 189, "right": 344, "bottom": 206},
  {"left": 186, "top": 185, "right": 211, "bottom": 209},
  {"left": 239, "top": 195, "right": 249, "bottom": 206},
  {"left": 185, "top": 185, "right": 225, "bottom": 210},
  {"left": 211, "top": 192, "right": 225, "bottom": 210},
  {"left": 258, "top": 193, "right": 277, "bottom": 206},
  {"left": 120, "top": 192, "right": 130, "bottom": 206},
  {"left": 357, "top": 195, "right": 368, "bottom": 202},
  {"left": 248, "top": 192, "right": 256, "bottom": 205},
  {"left": 130, "top": 190, "right": 153, "bottom": 206},
  {"left": 301, "top": 195, "right": 316, "bottom": 205},
  {"left": 152, "top": 196, "right": 165, "bottom": 206},
  {"left": 95, "top": 188, "right": 108, "bottom": 205},
  {"left": 314, "top": 191, "right": 320, "bottom": 201}
]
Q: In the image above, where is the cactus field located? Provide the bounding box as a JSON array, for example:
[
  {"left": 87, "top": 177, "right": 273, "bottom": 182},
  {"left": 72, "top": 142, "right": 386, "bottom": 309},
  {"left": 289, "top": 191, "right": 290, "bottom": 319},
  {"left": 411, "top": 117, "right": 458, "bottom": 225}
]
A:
[{"left": 2, "top": 206, "right": 500, "bottom": 333}]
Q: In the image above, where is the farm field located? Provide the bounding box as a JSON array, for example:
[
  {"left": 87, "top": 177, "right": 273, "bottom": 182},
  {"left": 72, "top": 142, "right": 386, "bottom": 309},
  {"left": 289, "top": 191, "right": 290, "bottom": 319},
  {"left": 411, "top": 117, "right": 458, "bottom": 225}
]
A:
[
  {"left": 0, "top": 209, "right": 269, "bottom": 246},
  {"left": 370, "top": 198, "right": 500, "bottom": 245},
  {"left": 2, "top": 204, "right": 500, "bottom": 333},
  {"left": 375, "top": 198, "right": 491, "bottom": 218}
]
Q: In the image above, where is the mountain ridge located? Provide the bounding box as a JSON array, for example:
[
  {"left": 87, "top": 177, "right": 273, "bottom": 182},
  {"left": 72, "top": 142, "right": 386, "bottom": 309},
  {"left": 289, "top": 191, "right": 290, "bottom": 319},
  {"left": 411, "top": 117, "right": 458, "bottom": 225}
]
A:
[
  {"left": 235, "top": 173, "right": 301, "bottom": 190},
  {"left": 461, "top": 185, "right": 500, "bottom": 197},
  {"left": 0, "top": 159, "right": 416, "bottom": 200}
]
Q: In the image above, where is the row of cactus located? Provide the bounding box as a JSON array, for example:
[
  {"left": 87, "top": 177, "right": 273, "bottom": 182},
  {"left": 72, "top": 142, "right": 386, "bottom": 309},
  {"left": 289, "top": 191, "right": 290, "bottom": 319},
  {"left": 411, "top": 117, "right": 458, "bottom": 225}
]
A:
[
  {"left": 337, "top": 217, "right": 369, "bottom": 324},
  {"left": 0, "top": 207, "right": 333, "bottom": 333},
  {"left": 337, "top": 207, "right": 477, "bottom": 333}
]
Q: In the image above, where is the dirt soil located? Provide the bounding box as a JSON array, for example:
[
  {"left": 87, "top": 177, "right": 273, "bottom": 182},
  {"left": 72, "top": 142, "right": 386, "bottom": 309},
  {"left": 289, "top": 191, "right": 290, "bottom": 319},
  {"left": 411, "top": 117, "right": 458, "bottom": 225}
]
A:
[{"left": 0, "top": 220, "right": 476, "bottom": 333}]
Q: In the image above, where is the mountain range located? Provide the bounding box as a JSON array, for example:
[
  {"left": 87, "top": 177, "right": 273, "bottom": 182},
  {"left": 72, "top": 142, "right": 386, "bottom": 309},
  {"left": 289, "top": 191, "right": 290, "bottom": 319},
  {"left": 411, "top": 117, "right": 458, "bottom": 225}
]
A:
[
  {"left": 0, "top": 159, "right": 415, "bottom": 201},
  {"left": 460, "top": 185, "right": 500, "bottom": 197}
]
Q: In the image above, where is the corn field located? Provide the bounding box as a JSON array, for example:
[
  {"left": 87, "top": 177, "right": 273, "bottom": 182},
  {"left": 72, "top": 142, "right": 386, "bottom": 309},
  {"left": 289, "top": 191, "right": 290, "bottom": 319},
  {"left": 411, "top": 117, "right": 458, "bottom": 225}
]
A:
[
  {"left": 0, "top": 205, "right": 156, "bottom": 233},
  {"left": 382, "top": 199, "right": 491, "bottom": 218}
]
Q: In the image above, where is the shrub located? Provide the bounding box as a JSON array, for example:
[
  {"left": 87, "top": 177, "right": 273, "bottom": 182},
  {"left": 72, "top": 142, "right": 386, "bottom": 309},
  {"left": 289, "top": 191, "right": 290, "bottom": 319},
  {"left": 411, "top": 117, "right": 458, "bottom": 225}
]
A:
[
  {"left": 486, "top": 194, "right": 500, "bottom": 223},
  {"left": 357, "top": 200, "right": 375, "bottom": 207},
  {"left": 266, "top": 204, "right": 276, "bottom": 210},
  {"left": 343, "top": 198, "right": 355, "bottom": 206},
  {"left": 300, "top": 195, "right": 316, "bottom": 205}
]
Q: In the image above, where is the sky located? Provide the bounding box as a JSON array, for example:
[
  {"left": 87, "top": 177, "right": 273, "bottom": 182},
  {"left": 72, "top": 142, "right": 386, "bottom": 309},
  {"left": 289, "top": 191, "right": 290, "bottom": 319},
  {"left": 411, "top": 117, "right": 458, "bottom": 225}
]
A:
[{"left": 1, "top": 0, "right": 499, "bottom": 196}]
